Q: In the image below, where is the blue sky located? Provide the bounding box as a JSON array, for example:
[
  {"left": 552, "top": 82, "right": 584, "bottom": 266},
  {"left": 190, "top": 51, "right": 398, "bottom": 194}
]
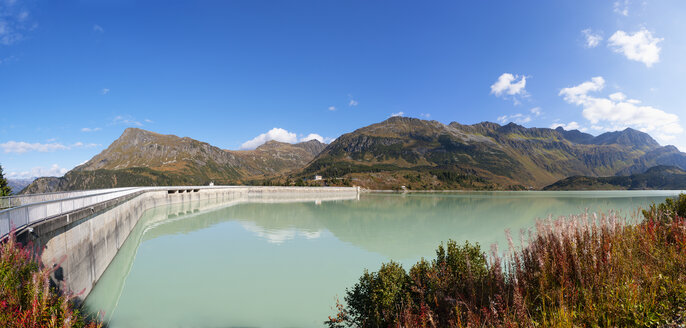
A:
[{"left": 1, "top": 0, "right": 685, "bottom": 178}]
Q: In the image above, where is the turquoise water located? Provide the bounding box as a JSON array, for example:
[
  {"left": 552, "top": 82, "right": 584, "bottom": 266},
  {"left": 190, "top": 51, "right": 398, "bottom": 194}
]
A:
[{"left": 84, "top": 191, "right": 683, "bottom": 327}]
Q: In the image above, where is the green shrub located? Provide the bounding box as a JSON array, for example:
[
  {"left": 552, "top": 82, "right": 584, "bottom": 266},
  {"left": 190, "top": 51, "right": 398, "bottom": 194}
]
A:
[
  {"left": 328, "top": 195, "right": 686, "bottom": 327},
  {"left": 643, "top": 193, "right": 686, "bottom": 223},
  {"left": 342, "top": 262, "right": 411, "bottom": 328}
]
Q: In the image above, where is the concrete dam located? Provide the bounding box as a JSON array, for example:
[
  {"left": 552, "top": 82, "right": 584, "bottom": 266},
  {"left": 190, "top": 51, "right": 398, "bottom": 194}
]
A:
[{"left": 0, "top": 186, "right": 359, "bottom": 301}]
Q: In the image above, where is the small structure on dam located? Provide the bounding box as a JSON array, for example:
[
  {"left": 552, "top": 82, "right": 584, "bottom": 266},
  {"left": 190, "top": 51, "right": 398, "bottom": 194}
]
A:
[{"left": 0, "top": 186, "right": 359, "bottom": 301}]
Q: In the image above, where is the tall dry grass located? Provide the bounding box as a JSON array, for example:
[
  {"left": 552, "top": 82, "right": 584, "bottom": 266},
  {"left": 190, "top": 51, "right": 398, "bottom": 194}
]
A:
[
  {"left": 328, "top": 202, "right": 686, "bottom": 327},
  {"left": 0, "top": 231, "right": 102, "bottom": 328}
]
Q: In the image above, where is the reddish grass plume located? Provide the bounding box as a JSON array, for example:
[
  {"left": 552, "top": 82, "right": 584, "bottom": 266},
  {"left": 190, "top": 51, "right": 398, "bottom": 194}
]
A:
[{"left": 327, "top": 194, "right": 686, "bottom": 328}]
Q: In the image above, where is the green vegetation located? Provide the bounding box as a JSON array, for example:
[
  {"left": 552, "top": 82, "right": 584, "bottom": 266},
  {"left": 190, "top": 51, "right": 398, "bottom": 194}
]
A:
[
  {"left": 0, "top": 231, "right": 101, "bottom": 328},
  {"left": 327, "top": 195, "right": 686, "bottom": 327},
  {"left": 544, "top": 165, "right": 686, "bottom": 190},
  {"left": 643, "top": 193, "right": 686, "bottom": 222},
  {"left": 0, "top": 164, "right": 11, "bottom": 196}
]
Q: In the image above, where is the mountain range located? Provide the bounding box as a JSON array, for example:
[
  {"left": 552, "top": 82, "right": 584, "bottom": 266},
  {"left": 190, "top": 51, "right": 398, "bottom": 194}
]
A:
[
  {"left": 543, "top": 165, "right": 686, "bottom": 190},
  {"left": 22, "top": 128, "right": 325, "bottom": 193},
  {"left": 295, "top": 117, "right": 686, "bottom": 189},
  {"left": 21, "top": 117, "right": 686, "bottom": 193}
]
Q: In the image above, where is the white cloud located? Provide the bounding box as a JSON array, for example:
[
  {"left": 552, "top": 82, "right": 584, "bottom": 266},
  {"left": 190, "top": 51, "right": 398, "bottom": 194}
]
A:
[
  {"left": 241, "top": 128, "right": 297, "bottom": 149},
  {"left": 419, "top": 113, "right": 431, "bottom": 119},
  {"left": 608, "top": 92, "right": 626, "bottom": 102},
  {"left": 490, "top": 73, "right": 528, "bottom": 104},
  {"left": 390, "top": 111, "right": 404, "bottom": 117},
  {"left": 0, "top": 141, "right": 68, "bottom": 153},
  {"left": 582, "top": 29, "right": 602, "bottom": 48},
  {"left": 328, "top": 106, "right": 336, "bottom": 111},
  {"left": 17, "top": 10, "right": 27, "bottom": 21},
  {"left": 608, "top": 28, "right": 663, "bottom": 67},
  {"left": 300, "top": 133, "right": 333, "bottom": 143},
  {"left": 81, "top": 127, "right": 101, "bottom": 132},
  {"left": 112, "top": 115, "right": 143, "bottom": 127},
  {"left": 559, "top": 77, "right": 683, "bottom": 142},
  {"left": 550, "top": 121, "right": 582, "bottom": 131},
  {"left": 7, "top": 164, "right": 68, "bottom": 179},
  {"left": 93, "top": 24, "right": 104, "bottom": 33},
  {"left": 144, "top": 118, "right": 153, "bottom": 123},
  {"left": 0, "top": 140, "right": 100, "bottom": 153},
  {"left": 300, "top": 133, "right": 323, "bottom": 143},
  {"left": 497, "top": 107, "right": 541, "bottom": 125},
  {"left": 299, "top": 133, "right": 334, "bottom": 144},
  {"left": 241, "top": 129, "right": 334, "bottom": 149},
  {"left": 344, "top": 94, "right": 359, "bottom": 107},
  {"left": 101, "top": 88, "right": 110, "bottom": 95},
  {"left": 559, "top": 76, "right": 605, "bottom": 104},
  {"left": 490, "top": 73, "right": 527, "bottom": 97},
  {"left": 239, "top": 221, "right": 323, "bottom": 244},
  {"left": 497, "top": 113, "right": 531, "bottom": 125},
  {"left": 0, "top": 55, "right": 15, "bottom": 64},
  {"left": 0, "top": 1, "right": 33, "bottom": 46},
  {"left": 70, "top": 142, "right": 97, "bottom": 148},
  {"left": 614, "top": 0, "right": 629, "bottom": 16}
]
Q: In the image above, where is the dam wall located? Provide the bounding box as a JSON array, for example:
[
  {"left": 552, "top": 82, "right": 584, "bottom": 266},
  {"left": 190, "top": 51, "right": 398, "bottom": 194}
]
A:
[{"left": 22, "top": 186, "right": 358, "bottom": 300}]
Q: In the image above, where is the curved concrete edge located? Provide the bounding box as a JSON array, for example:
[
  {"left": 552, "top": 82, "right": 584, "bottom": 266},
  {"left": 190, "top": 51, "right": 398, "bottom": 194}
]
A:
[
  {"left": 1, "top": 186, "right": 257, "bottom": 238},
  {"left": 24, "top": 186, "right": 358, "bottom": 302},
  {"left": 0, "top": 188, "right": 140, "bottom": 210}
]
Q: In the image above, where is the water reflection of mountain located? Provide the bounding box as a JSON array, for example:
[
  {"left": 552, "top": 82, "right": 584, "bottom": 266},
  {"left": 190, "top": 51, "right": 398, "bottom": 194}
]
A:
[{"left": 138, "top": 192, "right": 668, "bottom": 260}]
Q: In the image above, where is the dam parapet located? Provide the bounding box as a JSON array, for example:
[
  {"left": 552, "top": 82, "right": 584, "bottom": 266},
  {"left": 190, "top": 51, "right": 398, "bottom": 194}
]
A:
[{"left": 0, "top": 186, "right": 359, "bottom": 301}]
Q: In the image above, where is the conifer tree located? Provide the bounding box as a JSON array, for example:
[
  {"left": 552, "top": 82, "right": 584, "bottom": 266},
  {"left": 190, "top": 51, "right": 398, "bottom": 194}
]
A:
[{"left": 0, "top": 164, "right": 11, "bottom": 196}]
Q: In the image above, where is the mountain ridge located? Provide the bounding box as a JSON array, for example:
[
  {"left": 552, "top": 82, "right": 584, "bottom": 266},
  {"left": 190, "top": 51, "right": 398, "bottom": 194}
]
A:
[
  {"left": 295, "top": 117, "right": 686, "bottom": 189},
  {"left": 22, "top": 128, "right": 326, "bottom": 193},
  {"left": 21, "top": 117, "right": 686, "bottom": 193},
  {"left": 543, "top": 165, "right": 686, "bottom": 190}
]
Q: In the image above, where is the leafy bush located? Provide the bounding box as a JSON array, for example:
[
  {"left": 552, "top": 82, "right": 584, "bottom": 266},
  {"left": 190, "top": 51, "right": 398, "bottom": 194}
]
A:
[
  {"left": 328, "top": 195, "right": 686, "bottom": 327},
  {"left": 0, "top": 231, "right": 101, "bottom": 328},
  {"left": 643, "top": 193, "right": 686, "bottom": 223}
]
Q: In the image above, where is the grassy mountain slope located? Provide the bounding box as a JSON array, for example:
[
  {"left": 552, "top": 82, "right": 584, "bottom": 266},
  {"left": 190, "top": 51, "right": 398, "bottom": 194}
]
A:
[
  {"left": 543, "top": 165, "right": 686, "bottom": 190},
  {"left": 296, "top": 117, "right": 686, "bottom": 190},
  {"left": 22, "top": 128, "right": 326, "bottom": 193}
]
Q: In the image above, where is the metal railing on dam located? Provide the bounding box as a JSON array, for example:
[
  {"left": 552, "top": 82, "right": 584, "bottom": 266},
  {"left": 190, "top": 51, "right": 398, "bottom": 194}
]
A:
[
  {"left": 7, "top": 185, "right": 358, "bottom": 301},
  {"left": 1, "top": 185, "right": 352, "bottom": 238},
  {"left": 0, "top": 188, "right": 142, "bottom": 210}
]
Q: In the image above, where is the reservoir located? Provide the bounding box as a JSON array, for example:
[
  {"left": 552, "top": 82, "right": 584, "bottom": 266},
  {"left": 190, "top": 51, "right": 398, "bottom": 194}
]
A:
[{"left": 84, "top": 191, "right": 683, "bottom": 327}]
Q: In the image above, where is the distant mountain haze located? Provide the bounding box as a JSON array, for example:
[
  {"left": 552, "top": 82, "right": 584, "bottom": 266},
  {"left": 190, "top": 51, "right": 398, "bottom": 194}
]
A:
[
  {"left": 21, "top": 118, "right": 686, "bottom": 193},
  {"left": 6, "top": 179, "right": 35, "bottom": 195}
]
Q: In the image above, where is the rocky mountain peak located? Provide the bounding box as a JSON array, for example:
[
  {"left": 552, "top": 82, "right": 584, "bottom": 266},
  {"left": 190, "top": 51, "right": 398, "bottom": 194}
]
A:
[
  {"left": 294, "top": 139, "right": 327, "bottom": 156},
  {"left": 592, "top": 128, "right": 659, "bottom": 149}
]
